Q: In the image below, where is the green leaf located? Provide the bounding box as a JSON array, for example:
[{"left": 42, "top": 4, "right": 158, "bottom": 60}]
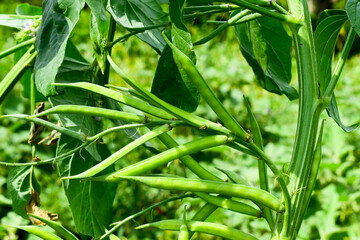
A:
[
  {"left": 50, "top": 63, "right": 115, "bottom": 237},
  {"left": 169, "top": 0, "right": 195, "bottom": 61},
  {"left": 315, "top": 10, "right": 357, "bottom": 132},
  {"left": 151, "top": 45, "right": 199, "bottom": 112},
  {"left": 7, "top": 166, "right": 40, "bottom": 219},
  {"left": 234, "top": 16, "right": 298, "bottom": 100},
  {"left": 150, "top": 0, "right": 199, "bottom": 112},
  {"left": 16, "top": 3, "right": 42, "bottom": 16},
  {"left": 0, "top": 15, "right": 40, "bottom": 29},
  {"left": 34, "top": 0, "right": 85, "bottom": 97},
  {"left": 86, "top": 0, "right": 109, "bottom": 37},
  {"left": 315, "top": 10, "right": 348, "bottom": 93},
  {"left": 55, "top": 132, "right": 116, "bottom": 238},
  {"left": 346, "top": 0, "right": 360, "bottom": 36},
  {"left": 326, "top": 96, "right": 358, "bottom": 132},
  {"left": 107, "top": 0, "right": 167, "bottom": 52}
]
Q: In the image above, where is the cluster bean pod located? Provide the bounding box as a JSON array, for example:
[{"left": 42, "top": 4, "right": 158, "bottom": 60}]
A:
[
  {"left": 86, "top": 135, "right": 233, "bottom": 181},
  {"left": 136, "top": 220, "right": 258, "bottom": 240},
  {"left": 110, "top": 176, "right": 281, "bottom": 211}
]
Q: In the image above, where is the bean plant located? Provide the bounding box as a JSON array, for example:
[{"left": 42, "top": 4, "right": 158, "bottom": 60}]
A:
[{"left": 0, "top": 0, "right": 359, "bottom": 239}]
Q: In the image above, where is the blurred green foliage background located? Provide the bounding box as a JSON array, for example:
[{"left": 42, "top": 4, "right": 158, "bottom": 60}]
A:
[{"left": 0, "top": 0, "right": 359, "bottom": 239}]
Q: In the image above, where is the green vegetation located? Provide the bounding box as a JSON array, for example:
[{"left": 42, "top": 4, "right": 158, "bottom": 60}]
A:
[{"left": 0, "top": 0, "right": 359, "bottom": 239}]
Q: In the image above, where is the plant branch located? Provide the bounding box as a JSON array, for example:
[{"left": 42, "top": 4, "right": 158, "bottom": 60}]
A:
[
  {"left": 100, "top": 194, "right": 195, "bottom": 240},
  {"left": 226, "top": 0, "right": 298, "bottom": 24},
  {"left": 0, "top": 38, "right": 35, "bottom": 59}
]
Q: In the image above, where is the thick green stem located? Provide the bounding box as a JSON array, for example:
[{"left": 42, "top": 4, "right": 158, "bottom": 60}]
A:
[{"left": 286, "top": 0, "right": 322, "bottom": 238}]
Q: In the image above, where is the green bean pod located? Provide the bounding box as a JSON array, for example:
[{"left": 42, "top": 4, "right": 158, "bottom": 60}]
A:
[
  {"left": 244, "top": 96, "right": 274, "bottom": 229},
  {"left": 27, "top": 214, "right": 79, "bottom": 240},
  {"left": 10, "top": 225, "right": 63, "bottom": 240},
  {"left": 191, "top": 203, "right": 217, "bottom": 221},
  {"left": 196, "top": 193, "right": 261, "bottom": 217},
  {"left": 164, "top": 34, "right": 249, "bottom": 141},
  {"left": 61, "top": 123, "right": 175, "bottom": 180},
  {"left": 115, "top": 176, "right": 281, "bottom": 211},
  {"left": 156, "top": 133, "right": 221, "bottom": 181},
  {"left": 295, "top": 120, "right": 325, "bottom": 232},
  {"left": 106, "top": 57, "right": 234, "bottom": 136},
  {"left": 136, "top": 220, "right": 258, "bottom": 240},
  {"left": 0, "top": 46, "right": 37, "bottom": 103},
  {"left": 52, "top": 82, "right": 174, "bottom": 120},
  {"left": 89, "top": 135, "right": 232, "bottom": 182},
  {"left": 33, "top": 105, "right": 146, "bottom": 123}
]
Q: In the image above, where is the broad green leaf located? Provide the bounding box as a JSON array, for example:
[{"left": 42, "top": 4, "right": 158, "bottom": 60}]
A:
[
  {"left": 315, "top": 10, "right": 348, "bottom": 93},
  {"left": 50, "top": 52, "right": 115, "bottom": 237},
  {"left": 54, "top": 123, "right": 116, "bottom": 238},
  {"left": 34, "top": 0, "right": 85, "bottom": 97},
  {"left": 234, "top": 16, "right": 298, "bottom": 100},
  {"left": 151, "top": 45, "right": 199, "bottom": 112},
  {"left": 107, "top": 0, "right": 167, "bottom": 52},
  {"left": 86, "top": 0, "right": 109, "bottom": 37},
  {"left": 315, "top": 10, "right": 357, "bottom": 132},
  {"left": 151, "top": 0, "right": 199, "bottom": 112},
  {"left": 16, "top": 3, "right": 42, "bottom": 16},
  {"left": 0, "top": 15, "right": 40, "bottom": 29},
  {"left": 7, "top": 166, "right": 40, "bottom": 219},
  {"left": 169, "top": 0, "right": 195, "bottom": 61},
  {"left": 346, "top": 0, "right": 360, "bottom": 36}
]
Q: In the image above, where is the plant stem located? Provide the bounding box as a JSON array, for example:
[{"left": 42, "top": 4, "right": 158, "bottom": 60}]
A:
[
  {"left": 30, "top": 70, "right": 36, "bottom": 160},
  {"left": 226, "top": 0, "right": 298, "bottom": 24},
  {"left": 286, "top": 0, "right": 322, "bottom": 238},
  {"left": 0, "top": 38, "right": 35, "bottom": 59},
  {"left": 99, "top": 194, "right": 195, "bottom": 240},
  {"left": 323, "top": 27, "right": 356, "bottom": 99}
]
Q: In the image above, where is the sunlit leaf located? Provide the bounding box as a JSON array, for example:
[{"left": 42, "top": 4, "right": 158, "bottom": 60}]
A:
[
  {"left": 34, "top": 0, "right": 85, "bottom": 97},
  {"left": 234, "top": 16, "right": 298, "bottom": 100},
  {"left": 346, "top": 0, "right": 360, "bottom": 36},
  {"left": 107, "top": 0, "right": 167, "bottom": 52},
  {"left": 315, "top": 9, "right": 357, "bottom": 132},
  {"left": 7, "top": 166, "right": 40, "bottom": 219}
]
